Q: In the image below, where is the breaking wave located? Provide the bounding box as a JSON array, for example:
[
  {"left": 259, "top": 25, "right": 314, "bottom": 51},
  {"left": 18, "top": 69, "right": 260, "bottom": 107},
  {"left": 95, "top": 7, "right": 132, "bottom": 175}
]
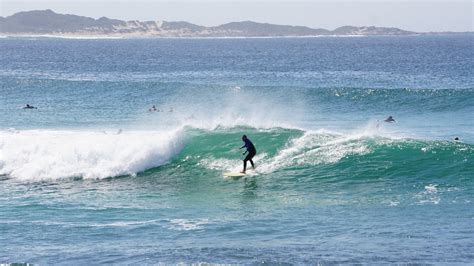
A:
[
  {"left": 1, "top": 125, "right": 472, "bottom": 181},
  {"left": 0, "top": 129, "right": 184, "bottom": 180}
]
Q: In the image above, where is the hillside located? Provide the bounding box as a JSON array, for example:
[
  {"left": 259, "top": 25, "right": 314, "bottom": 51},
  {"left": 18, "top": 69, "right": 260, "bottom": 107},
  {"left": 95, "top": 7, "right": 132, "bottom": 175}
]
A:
[{"left": 0, "top": 10, "right": 417, "bottom": 37}]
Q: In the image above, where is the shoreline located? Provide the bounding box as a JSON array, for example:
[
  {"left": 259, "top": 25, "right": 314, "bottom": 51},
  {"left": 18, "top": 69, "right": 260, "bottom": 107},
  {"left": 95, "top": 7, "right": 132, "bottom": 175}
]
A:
[
  {"left": 2, "top": 32, "right": 471, "bottom": 40},
  {"left": 0, "top": 33, "right": 428, "bottom": 40}
]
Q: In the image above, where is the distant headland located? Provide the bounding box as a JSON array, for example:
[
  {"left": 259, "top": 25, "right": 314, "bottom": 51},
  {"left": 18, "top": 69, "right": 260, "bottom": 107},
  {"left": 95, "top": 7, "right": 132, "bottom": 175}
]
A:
[{"left": 0, "top": 10, "right": 470, "bottom": 38}]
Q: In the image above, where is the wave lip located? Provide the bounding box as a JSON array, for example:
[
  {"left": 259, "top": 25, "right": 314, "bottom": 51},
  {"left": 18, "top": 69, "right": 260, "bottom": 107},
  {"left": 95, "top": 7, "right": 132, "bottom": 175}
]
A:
[{"left": 0, "top": 129, "right": 184, "bottom": 180}]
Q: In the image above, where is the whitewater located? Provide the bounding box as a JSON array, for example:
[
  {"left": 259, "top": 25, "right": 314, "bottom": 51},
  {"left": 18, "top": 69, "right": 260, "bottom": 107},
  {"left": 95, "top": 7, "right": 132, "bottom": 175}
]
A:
[{"left": 0, "top": 35, "right": 473, "bottom": 264}]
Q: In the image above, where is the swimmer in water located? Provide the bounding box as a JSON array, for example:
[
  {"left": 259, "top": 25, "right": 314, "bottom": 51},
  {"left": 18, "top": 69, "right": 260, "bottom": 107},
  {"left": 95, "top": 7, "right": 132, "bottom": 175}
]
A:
[{"left": 23, "top": 104, "right": 37, "bottom": 109}]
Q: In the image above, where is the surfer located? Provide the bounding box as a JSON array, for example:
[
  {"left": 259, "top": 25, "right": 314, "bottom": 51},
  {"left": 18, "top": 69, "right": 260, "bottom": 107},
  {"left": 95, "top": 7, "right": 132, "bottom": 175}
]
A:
[
  {"left": 240, "top": 135, "right": 256, "bottom": 174},
  {"left": 149, "top": 105, "right": 157, "bottom": 112},
  {"left": 23, "top": 104, "right": 37, "bottom": 109},
  {"left": 384, "top": 116, "right": 395, "bottom": 123}
]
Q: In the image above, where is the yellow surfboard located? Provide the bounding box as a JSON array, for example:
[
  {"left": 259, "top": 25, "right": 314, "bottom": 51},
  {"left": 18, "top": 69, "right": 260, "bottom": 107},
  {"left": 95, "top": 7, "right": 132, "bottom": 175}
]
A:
[{"left": 223, "top": 172, "right": 246, "bottom": 177}]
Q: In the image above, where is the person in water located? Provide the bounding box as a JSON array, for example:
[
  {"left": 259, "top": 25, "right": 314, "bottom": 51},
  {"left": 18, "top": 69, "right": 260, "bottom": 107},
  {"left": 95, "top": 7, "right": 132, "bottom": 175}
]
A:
[
  {"left": 384, "top": 116, "right": 396, "bottom": 123},
  {"left": 240, "top": 135, "right": 256, "bottom": 174},
  {"left": 23, "top": 104, "right": 36, "bottom": 109}
]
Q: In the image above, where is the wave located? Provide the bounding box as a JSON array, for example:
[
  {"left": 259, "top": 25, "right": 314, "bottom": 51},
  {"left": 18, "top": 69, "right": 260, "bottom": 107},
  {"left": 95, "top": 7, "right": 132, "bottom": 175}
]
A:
[
  {"left": 0, "top": 129, "right": 184, "bottom": 180},
  {"left": 1, "top": 126, "right": 471, "bottom": 181},
  {"left": 190, "top": 128, "right": 473, "bottom": 177},
  {"left": 196, "top": 129, "right": 369, "bottom": 173}
]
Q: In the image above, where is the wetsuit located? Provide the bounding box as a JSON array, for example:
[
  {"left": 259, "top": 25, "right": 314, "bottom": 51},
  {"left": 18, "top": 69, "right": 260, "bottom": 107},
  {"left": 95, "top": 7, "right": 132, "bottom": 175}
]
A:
[{"left": 241, "top": 138, "right": 256, "bottom": 172}]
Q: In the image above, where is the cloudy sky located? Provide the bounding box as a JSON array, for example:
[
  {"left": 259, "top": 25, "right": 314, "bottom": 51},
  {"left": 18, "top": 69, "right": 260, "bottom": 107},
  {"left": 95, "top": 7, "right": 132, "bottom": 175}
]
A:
[{"left": 1, "top": 0, "right": 472, "bottom": 32}]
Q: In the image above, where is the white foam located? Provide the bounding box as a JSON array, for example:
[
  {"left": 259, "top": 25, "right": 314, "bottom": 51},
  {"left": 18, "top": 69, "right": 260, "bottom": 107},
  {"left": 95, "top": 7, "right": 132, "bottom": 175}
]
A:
[
  {"left": 256, "top": 130, "right": 371, "bottom": 174},
  {"left": 195, "top": 129, "right": 378, "bottom": 175},
  {"left": 166, "top": 218, "right": 210, "bottom": 231},
  {"left": 424, "top": 184, "right": 438, "bottom": 193},
  {"left": 199, "top": 153, "right": 268, "bottom": 174},
  {"left": 198, "top": 157, "right": 241, "bottom": 172},
  {"left": 415, "top": 184, "right": 441, "bottom": 205},
  {"left": 0, "top": 129, "right": 184, "bottom": 180}
]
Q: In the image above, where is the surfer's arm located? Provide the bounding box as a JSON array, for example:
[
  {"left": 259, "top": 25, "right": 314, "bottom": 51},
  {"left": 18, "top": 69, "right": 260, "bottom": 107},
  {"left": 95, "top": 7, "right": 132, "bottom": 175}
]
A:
[{"left": 240, "top": 145, "right": 246, "bottom": 149}]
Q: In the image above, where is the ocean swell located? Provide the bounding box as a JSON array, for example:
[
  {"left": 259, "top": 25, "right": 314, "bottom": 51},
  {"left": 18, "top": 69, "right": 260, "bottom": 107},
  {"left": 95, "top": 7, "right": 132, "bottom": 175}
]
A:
[{"left": 1, "top": 126, "right": 472, "bottom": 181}]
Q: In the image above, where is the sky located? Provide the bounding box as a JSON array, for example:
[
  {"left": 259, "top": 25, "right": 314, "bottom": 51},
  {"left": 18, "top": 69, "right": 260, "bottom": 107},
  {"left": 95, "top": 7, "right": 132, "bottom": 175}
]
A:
[{"left": 1, "top": 0, "right": 472, "bottom": 32}]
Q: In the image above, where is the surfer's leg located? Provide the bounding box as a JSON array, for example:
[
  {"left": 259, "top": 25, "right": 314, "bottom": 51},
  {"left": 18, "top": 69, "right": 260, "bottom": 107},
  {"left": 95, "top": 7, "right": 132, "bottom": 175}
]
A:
[
  {"left": 249, "top": 151, "right": 256, "bottom": 169},
  {"left": 242, "top": 153, "right": 252, "bottom": 173}
]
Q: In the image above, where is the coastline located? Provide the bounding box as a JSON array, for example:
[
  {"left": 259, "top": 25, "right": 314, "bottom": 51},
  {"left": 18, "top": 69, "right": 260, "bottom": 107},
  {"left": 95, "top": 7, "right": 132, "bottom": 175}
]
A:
[
  {"left": 2, "top": 32, "right": 471, "bottom": 39},
  {"left": 0, "top": 33, "right": 424, "bottom": 39}
]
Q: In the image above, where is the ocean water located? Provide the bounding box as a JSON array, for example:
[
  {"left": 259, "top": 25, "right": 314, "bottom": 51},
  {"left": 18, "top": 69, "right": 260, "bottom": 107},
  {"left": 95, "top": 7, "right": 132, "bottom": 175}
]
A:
[{"left": 0, "top": 35, "right": 473, "bottom": 264}]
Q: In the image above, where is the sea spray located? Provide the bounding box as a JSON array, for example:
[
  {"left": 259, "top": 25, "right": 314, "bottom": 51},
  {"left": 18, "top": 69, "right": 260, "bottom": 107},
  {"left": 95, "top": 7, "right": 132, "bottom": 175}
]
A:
[{"left": 0, "top": 129, "right": 185, "bottom": 180}]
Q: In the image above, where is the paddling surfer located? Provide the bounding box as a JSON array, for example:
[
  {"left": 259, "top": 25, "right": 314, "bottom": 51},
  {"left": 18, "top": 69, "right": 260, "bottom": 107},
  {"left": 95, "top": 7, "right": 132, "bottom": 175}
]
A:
[
  {"left": 384, "top": 116, "right": 396, "bottom": 123},
  {"left": 23, "top": 104, "right": 37, "bottom": 109},
  {"left": 240, "top": 135, "right": 256, "bottom": 174}
]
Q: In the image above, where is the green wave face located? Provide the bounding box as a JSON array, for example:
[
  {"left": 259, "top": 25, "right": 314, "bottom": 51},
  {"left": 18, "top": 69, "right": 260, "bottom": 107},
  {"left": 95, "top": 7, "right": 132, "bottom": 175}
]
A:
[{"left": 159, "top": 127, "right": 474, "bottom": 186}]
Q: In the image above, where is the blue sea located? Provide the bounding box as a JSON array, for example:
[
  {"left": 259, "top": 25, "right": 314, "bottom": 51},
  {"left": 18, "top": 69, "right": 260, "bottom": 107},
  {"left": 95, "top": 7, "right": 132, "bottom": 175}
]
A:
[{"left": 0, "top": 35, "right": 473, "bottom": 264}]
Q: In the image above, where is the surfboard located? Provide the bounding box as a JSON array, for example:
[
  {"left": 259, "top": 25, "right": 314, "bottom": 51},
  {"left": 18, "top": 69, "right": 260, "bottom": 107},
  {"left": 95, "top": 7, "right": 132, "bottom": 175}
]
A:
[{"left": 223, "top": 172, "right": 246, "bottom": 177}]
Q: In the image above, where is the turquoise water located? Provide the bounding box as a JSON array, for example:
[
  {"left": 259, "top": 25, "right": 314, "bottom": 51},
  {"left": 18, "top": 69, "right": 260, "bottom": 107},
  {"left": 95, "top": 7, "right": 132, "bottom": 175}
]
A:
[{"left": 0, "top": 36, "right": 473, "bottom": 263}]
